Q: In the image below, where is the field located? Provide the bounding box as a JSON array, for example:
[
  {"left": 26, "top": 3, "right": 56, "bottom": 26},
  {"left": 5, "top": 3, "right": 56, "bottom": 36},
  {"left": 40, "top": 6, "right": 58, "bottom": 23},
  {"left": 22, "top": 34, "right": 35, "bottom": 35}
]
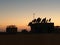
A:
[{"left": 0, "top": 33, "right": 60, "bottom": 45}]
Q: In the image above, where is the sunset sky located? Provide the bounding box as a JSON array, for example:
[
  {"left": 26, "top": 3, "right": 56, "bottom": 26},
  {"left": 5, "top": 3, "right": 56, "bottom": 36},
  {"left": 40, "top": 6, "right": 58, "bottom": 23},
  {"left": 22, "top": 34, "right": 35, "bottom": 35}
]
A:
[{"left": 0, "top": 0, "right": 60, "bottom": 31}]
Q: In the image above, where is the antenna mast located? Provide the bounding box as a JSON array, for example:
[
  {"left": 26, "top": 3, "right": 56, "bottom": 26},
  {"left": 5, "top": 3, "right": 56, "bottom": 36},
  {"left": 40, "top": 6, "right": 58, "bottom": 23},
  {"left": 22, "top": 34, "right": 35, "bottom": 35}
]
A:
[{"left": 33, "top": 13, "right": 35, "bottom": 19}]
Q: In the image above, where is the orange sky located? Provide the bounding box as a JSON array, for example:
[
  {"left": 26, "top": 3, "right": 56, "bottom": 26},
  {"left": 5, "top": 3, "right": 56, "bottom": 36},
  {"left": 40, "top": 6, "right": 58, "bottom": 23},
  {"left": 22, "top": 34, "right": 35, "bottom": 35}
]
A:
[{"left": 0, "top": 0, "right": 60, "bottom": 32}]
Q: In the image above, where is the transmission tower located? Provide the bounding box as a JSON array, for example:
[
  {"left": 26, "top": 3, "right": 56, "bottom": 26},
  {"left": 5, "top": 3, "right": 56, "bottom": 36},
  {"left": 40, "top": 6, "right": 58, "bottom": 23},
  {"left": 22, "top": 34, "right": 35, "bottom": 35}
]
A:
[{"left": 33, "top": 13, "right": 35, "bottom": 19}]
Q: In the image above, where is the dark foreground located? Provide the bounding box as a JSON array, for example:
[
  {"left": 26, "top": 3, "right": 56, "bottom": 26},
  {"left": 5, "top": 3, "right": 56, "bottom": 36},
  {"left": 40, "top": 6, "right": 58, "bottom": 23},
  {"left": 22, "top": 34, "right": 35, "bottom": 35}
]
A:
[{"left": 0, "top": 33, "right": 60, "bottom": 45}]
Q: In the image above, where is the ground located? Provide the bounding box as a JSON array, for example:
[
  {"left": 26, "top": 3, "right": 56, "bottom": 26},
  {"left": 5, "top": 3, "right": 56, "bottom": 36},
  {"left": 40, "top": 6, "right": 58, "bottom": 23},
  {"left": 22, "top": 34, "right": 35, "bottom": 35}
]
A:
[{"left": 0, "top": 33, "right": 60, "bottom": 45}]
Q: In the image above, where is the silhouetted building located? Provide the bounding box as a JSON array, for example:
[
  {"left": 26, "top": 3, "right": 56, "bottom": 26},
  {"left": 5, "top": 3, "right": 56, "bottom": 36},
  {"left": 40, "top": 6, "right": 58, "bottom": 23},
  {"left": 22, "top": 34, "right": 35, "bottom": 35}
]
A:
[
  {"left": 6, "top": 25, "right": 17, "bottom": 33},
  {"left": 28, "top": 17, "right": 54, "bottom": 33}
]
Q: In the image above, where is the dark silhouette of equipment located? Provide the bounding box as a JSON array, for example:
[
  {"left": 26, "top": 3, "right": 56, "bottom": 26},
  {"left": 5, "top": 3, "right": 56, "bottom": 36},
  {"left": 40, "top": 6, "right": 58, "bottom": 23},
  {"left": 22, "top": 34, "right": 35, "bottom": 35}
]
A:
[
  {"left": 32, "top": 19, "right": 36, "bottom": 24},
  {"left": 49, "top": 18, "right": 51, "bottom": 22},
  {"left": 41, "top": 17, "right": 47, "bottom": 23},
  {"left": 28, "top": 17, "right": 54, "bottom": 33},
  {"left": 36, "top": 17, "right": 41, "bottom": 23}
]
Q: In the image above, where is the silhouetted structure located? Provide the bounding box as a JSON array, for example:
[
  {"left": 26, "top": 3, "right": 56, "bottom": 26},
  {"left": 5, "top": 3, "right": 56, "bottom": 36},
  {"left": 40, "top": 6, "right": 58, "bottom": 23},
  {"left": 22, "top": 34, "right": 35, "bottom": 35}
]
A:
[
  {"left": 41, "top": 17, "right": 47, "bottom": 23},
  {"left": 49, "top": 18, "right": 51, "bottom": 22},
  {"left": 6, "top": 25, "right": 17, "bottom": 33},
  {"left": 36, "top": 17, "right": 41, "bottom": 23},
  {"left": 32, "top": 19, "right": 37, "bottom": 23},
  {"left": 28, "top": 17, "right": 54, "bottom": 33},
  {"left": 21, "top": 29, "right": 28, "bottom": 33},
  {"left": 54, "top": 26, "right": 60, "bottom": 33}
]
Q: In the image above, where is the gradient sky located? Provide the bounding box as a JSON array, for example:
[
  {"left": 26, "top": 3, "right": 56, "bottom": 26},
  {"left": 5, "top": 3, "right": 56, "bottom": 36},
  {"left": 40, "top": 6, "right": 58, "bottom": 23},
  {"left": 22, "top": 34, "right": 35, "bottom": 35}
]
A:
[{"left": 0, "top": 0, "right": 60, "bottom": 31}]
